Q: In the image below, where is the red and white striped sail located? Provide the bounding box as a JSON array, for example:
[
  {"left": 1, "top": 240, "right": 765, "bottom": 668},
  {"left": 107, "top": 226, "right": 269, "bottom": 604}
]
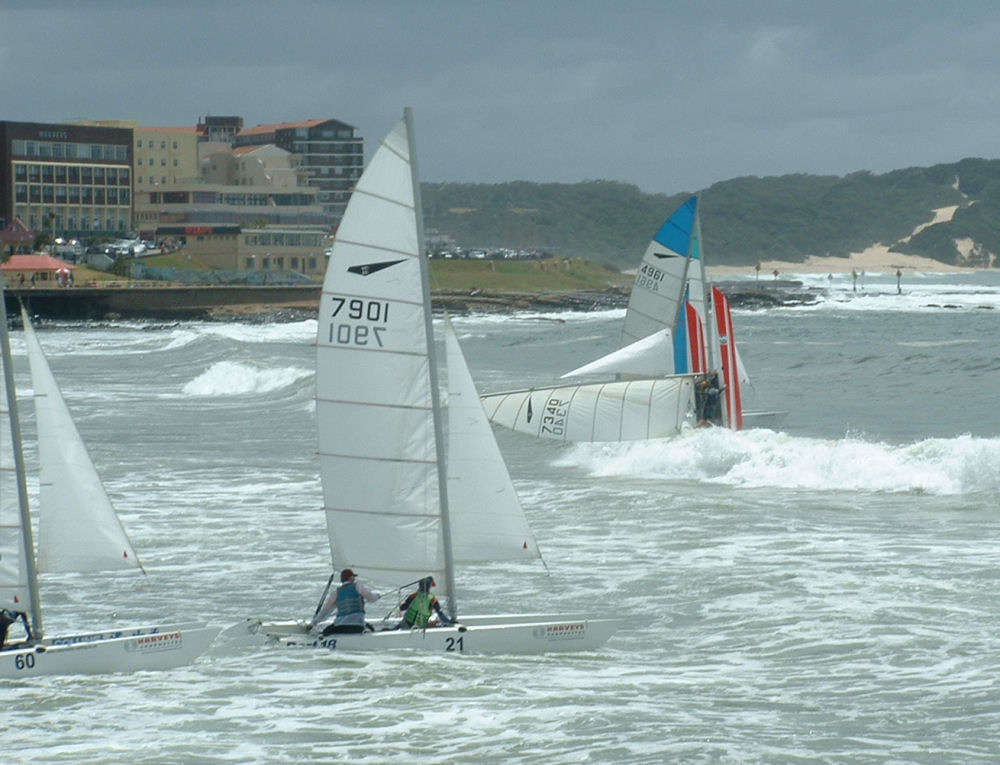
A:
[{"left": 712, "top": 286, "right": 743, "bottom": 430}]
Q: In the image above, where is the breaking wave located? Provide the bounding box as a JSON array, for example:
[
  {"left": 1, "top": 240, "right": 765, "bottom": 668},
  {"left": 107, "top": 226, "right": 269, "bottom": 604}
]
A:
[
  {"left": 557, "top": 428, "right": 1000, "bottom": 496},
  {"left": 182, "top": 361, "right": 312, "bottom": 397}
]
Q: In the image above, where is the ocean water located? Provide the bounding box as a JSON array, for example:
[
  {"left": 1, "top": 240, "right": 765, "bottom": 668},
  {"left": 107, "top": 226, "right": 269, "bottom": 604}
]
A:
[{"left": 3, "top": 270, "right": 999, "bottom": 763}]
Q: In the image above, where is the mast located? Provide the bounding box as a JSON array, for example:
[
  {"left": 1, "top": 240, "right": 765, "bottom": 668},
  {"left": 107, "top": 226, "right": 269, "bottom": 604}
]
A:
[
  {"left": 0, "top": 284, "right": 44, "bottom": 639},
  {"left": 695, "top": 208, "right": 721, "bottom": 374},
  {"left": 406, "top": 108, "right": 458, "bottom": 620}
]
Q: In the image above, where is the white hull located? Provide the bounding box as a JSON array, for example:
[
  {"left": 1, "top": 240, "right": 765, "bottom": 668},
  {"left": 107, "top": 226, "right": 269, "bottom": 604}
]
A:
[
  {"left": 0, "top": 623, "right": 218, "bottom": 678},
  {"left": 233, "top": 614, "right": 619, "bottom": 655}
]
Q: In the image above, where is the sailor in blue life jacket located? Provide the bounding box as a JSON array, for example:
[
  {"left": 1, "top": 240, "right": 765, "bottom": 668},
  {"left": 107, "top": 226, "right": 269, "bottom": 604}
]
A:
[
  {"left": 397, "top": 576, "right": 454, "bottom": 629},
  {"left": 0, "top": 608, "right": 32, "bottom": 649},
  {"left": 311, "top": 568, "right": 380, "bottom": 636}
]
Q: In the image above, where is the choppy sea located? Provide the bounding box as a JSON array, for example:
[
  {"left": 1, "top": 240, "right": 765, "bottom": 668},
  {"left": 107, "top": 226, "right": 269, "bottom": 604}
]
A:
[{"left": 3, "top": 269, "right": 999, "bottom": 763}]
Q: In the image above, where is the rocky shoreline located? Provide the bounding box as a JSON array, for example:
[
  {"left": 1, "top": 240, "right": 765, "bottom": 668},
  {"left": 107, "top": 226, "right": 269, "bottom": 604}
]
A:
[
  {"left": 203, "top": 281, "right": 818, "bottom": 323},
  {"left": 5, "top": 280, "right": 820, "bottom": 324}
]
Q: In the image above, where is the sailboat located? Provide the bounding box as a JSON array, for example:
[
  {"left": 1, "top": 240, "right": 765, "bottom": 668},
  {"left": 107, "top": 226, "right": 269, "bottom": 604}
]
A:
[
  {"left": 236, "top": 109, "right": 618, "bottom": 653},
  {"left": 1, "top": 292, "right": 218, "bottom": 677},
  {"left": 480, "top": 195, "right": 775, "bottom": 442}
]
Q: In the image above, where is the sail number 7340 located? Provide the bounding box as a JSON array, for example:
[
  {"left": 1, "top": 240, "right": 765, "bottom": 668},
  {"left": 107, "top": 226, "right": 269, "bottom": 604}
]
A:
[
  {"left": 327, "top": 297, "right": 389, "bottom": 347},
  {"left": 541, "top": 397, "right": 569, "bottom": 436}
]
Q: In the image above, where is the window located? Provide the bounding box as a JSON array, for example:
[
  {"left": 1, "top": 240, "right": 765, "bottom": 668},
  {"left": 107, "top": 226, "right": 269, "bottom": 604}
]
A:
[
  {"left": 138, "top": 158, "right": 143, "bottom": 165},
  {"left": 172, "top": 141, "right": 177, "bottom": 149},
  {"left": 160, "top": 140, "right": 166, "bottom": 149},
  {"left": 173, "top": 159, "right": 178, "bottom": 166}
]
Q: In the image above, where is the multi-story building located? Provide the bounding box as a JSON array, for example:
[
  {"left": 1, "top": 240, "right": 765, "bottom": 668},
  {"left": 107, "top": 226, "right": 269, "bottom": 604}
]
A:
[
  {"left": 200, "top": 144, "right": 310, "bottom": 189},
  {"left": 233, "top": 118, "right": 363, "bottom": 226},
  {"left": 134, "top": 126, "right": 200, "bottom": 187},
  {"left": 153, "top": 222, "right": 327, "bottom": 276},
  {"left": 197, "top": 115, "right": 243, "bottom": 144},
  {"left": 0, "top": 120, "right": 133, "bottom": 236}
]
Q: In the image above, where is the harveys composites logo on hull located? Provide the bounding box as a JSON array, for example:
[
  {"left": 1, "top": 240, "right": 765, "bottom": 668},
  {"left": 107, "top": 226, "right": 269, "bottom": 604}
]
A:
[
  {"left": 125, "top": 632, "right": 183, "bottom": 653},
  {"left": 533, "top": 623, "right": 586, "bottom": 641}
]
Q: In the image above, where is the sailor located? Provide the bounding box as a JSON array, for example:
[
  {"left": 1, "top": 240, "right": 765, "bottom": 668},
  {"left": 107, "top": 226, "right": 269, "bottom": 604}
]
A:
[
  {"left": 397, "top": 576, "right": 453, "bottom": 629},
  {"left": 697, "top": 374, "right": 724, "bottom": 427},
  {"left": 311, "top": 569, "right": 379, "bottom": 636},
  {"left": 0, "top": 608, "right": 32, "bottom": 649}
]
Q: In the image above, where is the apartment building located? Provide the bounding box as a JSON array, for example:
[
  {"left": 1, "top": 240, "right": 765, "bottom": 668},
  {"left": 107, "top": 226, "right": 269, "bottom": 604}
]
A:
[
  {"left": 233, "top": 118, "right": 363, "bottom": 226},
  {"left": 0, "top": 120, "right": 133, "bottom": 236}
]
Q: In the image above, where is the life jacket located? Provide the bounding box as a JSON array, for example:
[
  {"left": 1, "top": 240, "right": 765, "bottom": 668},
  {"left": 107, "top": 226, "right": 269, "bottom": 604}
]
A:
[
  {"left": 334, "top": 581, "right": 365, "bottom": 622},
  {"left": 404, "top": 592, "right": 435, "bottom": 627}
]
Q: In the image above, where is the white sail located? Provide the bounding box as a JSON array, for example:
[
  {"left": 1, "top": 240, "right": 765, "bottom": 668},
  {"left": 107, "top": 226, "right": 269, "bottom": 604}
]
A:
[
  {"left": 562, "top": 328, "right": 675, "bottom": 379},
  {"left": 316, "top": 114, "right": 448, "bottom": 594},
  {"left": 621, "top": 195, "right": 699, "bottom": 347},
  {"left": 0, "top": 362, "right": 30, "bottom": 611},
  {"left": 21, "top": 309, "right": 141, "bottom": 573},
  {"left": 481, "top": 376, "right": 696, "bottom": 443},
  {"left": 0, "top": 291, "right": 217, "bottom": 675},
  {"left": 445, "top": 320, "right": 540, "bottom": 563}
]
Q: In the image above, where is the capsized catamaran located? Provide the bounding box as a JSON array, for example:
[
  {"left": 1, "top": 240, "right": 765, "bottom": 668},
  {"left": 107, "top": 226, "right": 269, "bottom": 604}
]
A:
[
  {"left": 0, "top": 294, "right": 218, "bottom": 677},
  {"left": 481, "top": 195, "right": 778, "bottom": 442},
  {"left": 235, "top": 109, "right": 618, "bottom": 654}
]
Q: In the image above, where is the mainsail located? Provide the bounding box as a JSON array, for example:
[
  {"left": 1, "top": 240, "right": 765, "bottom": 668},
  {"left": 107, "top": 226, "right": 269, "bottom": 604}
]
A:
[
  {"left": 480, "top": 376, "right": 696, "bottom": 442},
  {"left": 0, "top": 361, "right": 30, "bottom": 612},
  {"left": 620, "top": 195, "right": 699, "bottom": 347},
  {"left": 316, "top": 115, "right": 449, "bottom": 595}
]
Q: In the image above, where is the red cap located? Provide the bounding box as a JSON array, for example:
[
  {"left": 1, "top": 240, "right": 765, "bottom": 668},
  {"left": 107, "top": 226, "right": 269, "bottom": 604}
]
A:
[{"left": 340, "top": 568, "right": 355, "bottom": 582}]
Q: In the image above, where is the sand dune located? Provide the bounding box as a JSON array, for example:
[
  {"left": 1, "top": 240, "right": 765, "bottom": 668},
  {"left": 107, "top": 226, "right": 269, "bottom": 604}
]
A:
[{"left": 710, "top": 205, "right": 985, "bottom": 276}]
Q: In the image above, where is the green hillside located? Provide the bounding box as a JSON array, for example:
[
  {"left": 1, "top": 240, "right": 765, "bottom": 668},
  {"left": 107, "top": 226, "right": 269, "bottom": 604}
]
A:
[{"left": 422, "top": 158, "right": 1000, "bottom": 268}]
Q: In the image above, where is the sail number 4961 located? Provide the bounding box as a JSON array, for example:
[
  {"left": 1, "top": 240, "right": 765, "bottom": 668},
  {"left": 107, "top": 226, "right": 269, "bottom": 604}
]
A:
[
  {"left": 327, "top": 297, "right": 389, "bottom": 347},
  {"left": 635, "top": 263, "right": 664, "bottom": 292}
]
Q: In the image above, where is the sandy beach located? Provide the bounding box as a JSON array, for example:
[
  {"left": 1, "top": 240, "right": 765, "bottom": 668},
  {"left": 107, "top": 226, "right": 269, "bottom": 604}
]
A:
[{"left": 709, "top": 245, "right": 979, "bottom": 277}]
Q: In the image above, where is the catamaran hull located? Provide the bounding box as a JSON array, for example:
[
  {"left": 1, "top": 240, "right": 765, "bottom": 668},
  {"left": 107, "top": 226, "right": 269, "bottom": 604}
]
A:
[
  {"left": 0, "top": 624, "right": 218, "bottom": 678},
  {"left": 234, "top": 614, "right": 619, "bottom": 655}
]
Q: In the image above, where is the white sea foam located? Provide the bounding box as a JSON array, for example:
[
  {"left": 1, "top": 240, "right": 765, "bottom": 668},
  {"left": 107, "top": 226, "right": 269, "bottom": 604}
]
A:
[
  {"left": 557, "top": 428, "right": 1000, "bottom": 495},
  {"left": 194, "top": 319, "right": 317, "bottom": 345},
  {"left": 182, "top": 361, "right": 312, "bottom": 396}
]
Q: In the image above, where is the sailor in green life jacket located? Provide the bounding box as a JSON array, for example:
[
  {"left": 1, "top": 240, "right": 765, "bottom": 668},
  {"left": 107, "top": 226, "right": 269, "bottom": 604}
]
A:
[
  {"left": 397, "top": 576, "right": 454, "bottom": 629},
  {"left": 311, "top": 568, "right": 380, "bottom": 636}
]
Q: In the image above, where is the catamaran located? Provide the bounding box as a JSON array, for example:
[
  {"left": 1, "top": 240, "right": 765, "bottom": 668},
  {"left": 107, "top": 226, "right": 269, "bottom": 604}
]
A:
[
  {"left": 480, "top": 195, "right": 781, "bottom": 442},
  {"left": 1, "top": 291, "right": 218, "bottom": 676},
  {"left": 234, "top": 109, "right": 618, "bottom": 654}
]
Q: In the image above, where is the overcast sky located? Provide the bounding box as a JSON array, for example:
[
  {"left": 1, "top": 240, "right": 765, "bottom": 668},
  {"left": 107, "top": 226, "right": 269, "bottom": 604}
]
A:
[{"left": 3, "top": 1, "right": 998, "bottom": 195}]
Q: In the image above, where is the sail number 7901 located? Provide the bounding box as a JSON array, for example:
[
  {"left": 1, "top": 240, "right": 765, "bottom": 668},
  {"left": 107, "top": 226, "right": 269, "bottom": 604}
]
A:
[{"left": 327, "top": 297, "right": 389, "bottom": 347}]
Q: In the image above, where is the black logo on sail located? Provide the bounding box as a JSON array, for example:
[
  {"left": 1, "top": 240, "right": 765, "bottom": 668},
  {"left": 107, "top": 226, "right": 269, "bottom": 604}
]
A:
[
  {"left": 348, "top": 259, "right": 406, "bottom": 276},
  {"left": 652, "top": 251, "right": 681, "bottom": 260}
]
